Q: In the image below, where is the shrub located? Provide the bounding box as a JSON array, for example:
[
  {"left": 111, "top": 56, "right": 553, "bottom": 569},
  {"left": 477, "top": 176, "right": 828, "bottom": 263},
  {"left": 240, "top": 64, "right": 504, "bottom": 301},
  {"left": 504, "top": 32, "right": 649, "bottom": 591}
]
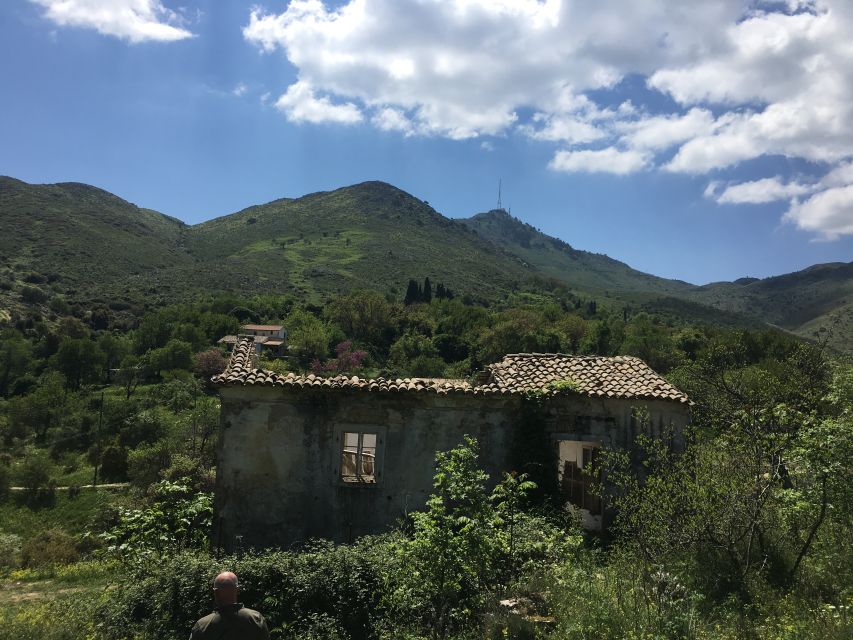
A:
[
  {"left": 0, "top": 461, "right": 10, "bottom": 502},
  {"left": 21, "top": 528, "right": 80, "bottom": 567},
  {"left": 16, "top": 449, "right": 54, "bottom": 495},
  {"left": 20, "top": 285, "right": 49, "bottom": 304},
  {"left": 194, "top": 348, "right": 228, "bottom": 380},
  {"left": 97, "top": 539, "right": 386, "bottom": 640},
  {"left": 99, "top": 445, "right": 128, "bottom": 482},
  {"left": 0, "top": 531, "right": 22, "bottom": 569},
  {"left": 98, "top": 480, "right": 213, "bottom": 568}
]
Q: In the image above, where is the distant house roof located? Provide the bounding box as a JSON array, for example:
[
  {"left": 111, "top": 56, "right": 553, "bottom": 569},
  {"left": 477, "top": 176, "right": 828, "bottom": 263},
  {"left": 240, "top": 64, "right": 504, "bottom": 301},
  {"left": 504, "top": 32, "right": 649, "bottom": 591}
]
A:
[
  {"left": 241, "top": 324, "right": 283, "bottom": 332},
  {"left": 213, "top": 338, "right": 688, "bottom": 403}
]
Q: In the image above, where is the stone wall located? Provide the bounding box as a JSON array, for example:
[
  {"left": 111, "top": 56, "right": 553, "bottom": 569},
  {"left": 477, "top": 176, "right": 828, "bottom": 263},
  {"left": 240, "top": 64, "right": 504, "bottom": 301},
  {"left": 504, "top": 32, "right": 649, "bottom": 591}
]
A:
[{"left": 214, "top": 386, "right": 690, "bottom": 550}]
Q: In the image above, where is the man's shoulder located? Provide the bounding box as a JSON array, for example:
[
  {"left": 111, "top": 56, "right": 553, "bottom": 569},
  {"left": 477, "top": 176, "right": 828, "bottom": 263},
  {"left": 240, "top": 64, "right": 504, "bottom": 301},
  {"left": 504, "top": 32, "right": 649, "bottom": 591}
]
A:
[
  {"left": 236, "top": 606, "right": 267, "bottom": 625},
  {"left": 191, "top": 611, "right": 221, "bottom": 637},
  {"left": 193, "top": 611, "right": 220, "bottom": 628}
]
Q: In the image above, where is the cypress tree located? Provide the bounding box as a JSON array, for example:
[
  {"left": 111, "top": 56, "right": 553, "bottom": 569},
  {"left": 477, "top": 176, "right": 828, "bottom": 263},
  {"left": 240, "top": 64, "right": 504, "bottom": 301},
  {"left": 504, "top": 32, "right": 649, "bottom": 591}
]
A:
[
  {"left": 423, "top": 277, "right": 432, "bottom": 303},
  {"left": 404, "top": 279, "right": 421, "bottom": 306}
]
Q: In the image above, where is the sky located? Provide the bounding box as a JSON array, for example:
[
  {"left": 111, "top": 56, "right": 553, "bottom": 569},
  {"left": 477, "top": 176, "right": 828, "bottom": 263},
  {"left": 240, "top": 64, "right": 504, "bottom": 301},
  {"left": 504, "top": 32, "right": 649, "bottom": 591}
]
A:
[{"left": 1, "top": 0, "right": 852, "bottom": 285}]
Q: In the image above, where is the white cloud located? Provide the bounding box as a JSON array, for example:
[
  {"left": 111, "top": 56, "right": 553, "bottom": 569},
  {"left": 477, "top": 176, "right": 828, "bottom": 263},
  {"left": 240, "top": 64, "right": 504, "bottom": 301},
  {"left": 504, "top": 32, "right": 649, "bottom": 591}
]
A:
[
  {"left": 372, "top": 108, "right": 413, "bottom": 135},
  {"left": 31, "top": 0, "right": 193, "bottom": 42},
  {"left": 707, "top": 177, "right": 815, "bottom": 204},
  {"left": 549, "top": 148, "right": 650, "bottom": 175},
  {"left": 233, "top": 83, "right": 248, "bottom": 97},
  {"left": 275, "top": 81, "right": 363, "bottom": 125},
  {"left": 621, "top": 108, "right": 716, "bottom": 152},
  {"left": 242, "top": 1, "right": 853, "bottom": 238},
  {"left": 785, "top": 185, "right": 853, "bottom": 239}
]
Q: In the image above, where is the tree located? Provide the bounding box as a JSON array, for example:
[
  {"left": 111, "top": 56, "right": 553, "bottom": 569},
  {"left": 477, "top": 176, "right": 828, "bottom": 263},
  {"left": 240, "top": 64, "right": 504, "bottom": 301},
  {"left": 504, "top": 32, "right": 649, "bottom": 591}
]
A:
[
  {"left": 326, "top": 292, "right": 398, "bottom": 354},
  {"left": 51, "top": 337, "right": 105, "bottom": 389},
  {"left": 392, "top": 436, "right": 497, "bottom": 636},
  {"left": 404, "top": 279, "right": 422, "bottom": 305},
  {"left": 0, "top": 330, "right": 32, "bottom": 396},
  {"left": 146, "top": 339, "right": 193, "bottom": 377},
  {"left": 17, "top": 448, "right": 54, "bottom": 494},
  {"left": 193, "top": 348, "right": 228, "bottom": 380},
  {"left": 7, "top": 371, "right": 71, "bottom": 442},
  {"left": 286, "top": 309, "right": 330, "bottom": 363},
  {"left": 422, "top": 277, "right": 432, "bottom": 303},
  {"left": 97, "top": 332, "right": 131, "bottom": 382}
]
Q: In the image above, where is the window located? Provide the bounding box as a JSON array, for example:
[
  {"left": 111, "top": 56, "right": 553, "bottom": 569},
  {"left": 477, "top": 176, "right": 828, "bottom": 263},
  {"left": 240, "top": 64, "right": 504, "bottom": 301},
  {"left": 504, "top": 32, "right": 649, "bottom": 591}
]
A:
[
  {"left": 558, "top": 441, "right": 601, "bottom": 515},
  {"left": 341, "top": 432, "right": 377, "bottom": 483}
]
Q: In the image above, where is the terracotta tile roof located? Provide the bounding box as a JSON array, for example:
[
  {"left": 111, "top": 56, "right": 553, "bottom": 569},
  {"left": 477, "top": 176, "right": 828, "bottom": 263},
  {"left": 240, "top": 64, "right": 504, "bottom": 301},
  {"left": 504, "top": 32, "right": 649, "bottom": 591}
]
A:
[
  {"left": 213, "top": 338, "right": 689, "bottom": 403},
  {"left": 241, "top": 324, "right": 283, "bottom": 332},
  {"left": 487, "top": 353, "right": 690, "bottom": 403}
]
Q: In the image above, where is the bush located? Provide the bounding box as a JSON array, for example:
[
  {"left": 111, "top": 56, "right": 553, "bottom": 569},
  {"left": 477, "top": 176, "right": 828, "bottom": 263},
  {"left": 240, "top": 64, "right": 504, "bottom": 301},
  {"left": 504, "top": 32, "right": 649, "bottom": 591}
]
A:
[
  {"left": 16, "top": 449, "right": 54, "bottom": 494},
  {"left": 21, "top": 528, "right": 80, "bottom": 567},
  {"left": 127, "top": 440, "right": 173, "bottom": 490},
  {"left": 0, "top": 531, "right": 22, "bottom": 569},
  {"left": 0, "top": 461, "right": 9, "bottom": 502},
  {"left": 99, "top": 445, "right": 129, "bottom": 482},
  {"left": 97, "top": 539, "right": 386, "bottom": 640},
  {"left": 20, "top": 285, "right": 48, "bottom": 304}
]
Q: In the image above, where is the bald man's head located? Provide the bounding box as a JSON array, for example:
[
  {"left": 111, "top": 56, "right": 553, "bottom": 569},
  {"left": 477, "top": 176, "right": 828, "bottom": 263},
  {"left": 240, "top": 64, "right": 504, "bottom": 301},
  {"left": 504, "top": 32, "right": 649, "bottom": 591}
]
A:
[{"left": 212, "top": 571, "right": 239, "bottom": 606}]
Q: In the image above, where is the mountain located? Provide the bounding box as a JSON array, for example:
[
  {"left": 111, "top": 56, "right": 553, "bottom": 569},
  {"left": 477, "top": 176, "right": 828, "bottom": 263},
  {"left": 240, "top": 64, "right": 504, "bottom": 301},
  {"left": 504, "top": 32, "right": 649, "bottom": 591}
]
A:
[
  {"left": 1, "top": 176, "right": 849, "bottom": 352},
  {"left": 691, "top": 263, "right": 853, "bottom": 352},
  {"left": 0, "top": 176, "right": 191, "bottom": 314},
  {"left": 461, "top": 209, "right": 697, "bottom": 295},
  {"left": 186, "top": 182, "right": 535, "bottom": 301}
]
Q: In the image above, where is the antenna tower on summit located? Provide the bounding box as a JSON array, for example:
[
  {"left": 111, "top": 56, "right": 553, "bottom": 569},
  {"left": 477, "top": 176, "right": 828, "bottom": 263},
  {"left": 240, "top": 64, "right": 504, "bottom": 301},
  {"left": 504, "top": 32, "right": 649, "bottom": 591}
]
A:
[{"left": 497, "top": 179, "right": 503, "bottom": 210}]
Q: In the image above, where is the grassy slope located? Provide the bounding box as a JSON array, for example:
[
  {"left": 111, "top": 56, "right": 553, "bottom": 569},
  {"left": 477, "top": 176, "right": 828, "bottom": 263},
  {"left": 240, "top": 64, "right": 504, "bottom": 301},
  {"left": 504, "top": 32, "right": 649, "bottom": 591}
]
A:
[
  {"left": 460, "top": 209, "right": 695, "bottom": 295},
  {"left": 691, "top": 262, "right": 853, "bottom": 351},
  {"left": 0, "top": 176, "right": 191, "bottom": 313},
  {"left": 186, "top": 181, "right": 537, "bottom": 302},
  {"left": 1, "top": 176, "right": 849, "bottom": 350}
]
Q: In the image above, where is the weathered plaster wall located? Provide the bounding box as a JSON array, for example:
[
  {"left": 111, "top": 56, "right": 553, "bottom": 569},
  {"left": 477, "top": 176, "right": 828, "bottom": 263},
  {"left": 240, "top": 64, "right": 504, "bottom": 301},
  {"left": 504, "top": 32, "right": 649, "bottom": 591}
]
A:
[{"left": 214, "top": 387, "right": 690, "bottom": 550}]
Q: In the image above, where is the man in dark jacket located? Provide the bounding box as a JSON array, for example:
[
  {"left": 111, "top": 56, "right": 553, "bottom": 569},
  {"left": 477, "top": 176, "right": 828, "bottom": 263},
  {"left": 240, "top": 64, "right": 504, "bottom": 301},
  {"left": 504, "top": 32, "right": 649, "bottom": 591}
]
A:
[{"left": 190, "top": 571, "right": 270, "bottom": 639}]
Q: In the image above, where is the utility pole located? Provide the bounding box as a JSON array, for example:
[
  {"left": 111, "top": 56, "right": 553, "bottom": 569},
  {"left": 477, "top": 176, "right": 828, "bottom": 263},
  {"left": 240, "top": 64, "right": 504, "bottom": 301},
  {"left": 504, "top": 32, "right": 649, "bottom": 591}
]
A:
[
  {"left": 497, "top": 178, "right": 503, "bottom": 210},
  {"left": 92, "top": 390, "right": 104, "bottom": 487}
]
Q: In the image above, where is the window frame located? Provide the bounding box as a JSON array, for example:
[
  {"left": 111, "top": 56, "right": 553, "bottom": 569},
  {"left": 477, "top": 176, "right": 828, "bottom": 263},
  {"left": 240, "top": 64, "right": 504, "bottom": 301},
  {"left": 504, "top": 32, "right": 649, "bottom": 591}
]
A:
[{"left": 336, "top": 426, "right": 385, "bottom": 487}]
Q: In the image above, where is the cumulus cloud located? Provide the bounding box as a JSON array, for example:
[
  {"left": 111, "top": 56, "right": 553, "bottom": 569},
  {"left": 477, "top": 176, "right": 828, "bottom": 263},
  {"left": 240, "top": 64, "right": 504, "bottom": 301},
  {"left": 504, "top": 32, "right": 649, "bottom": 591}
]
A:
[
  {"left": 31, "top": 0, "right": 193, "bottom": 42},
  {"left": 243, "top": 0, "right": 853, "bottom": 237},
  {"left": 550, "top": 148, "right": 650, "bottom": 175},
  {"left": 706, "top": 177, "right": 815, "bottom": 204},
  {"left": 275, "top": 81, "right": 363, "bottom": 124},
  {"left": 785, "top": 185, "right": 853, "bottom": 239}
]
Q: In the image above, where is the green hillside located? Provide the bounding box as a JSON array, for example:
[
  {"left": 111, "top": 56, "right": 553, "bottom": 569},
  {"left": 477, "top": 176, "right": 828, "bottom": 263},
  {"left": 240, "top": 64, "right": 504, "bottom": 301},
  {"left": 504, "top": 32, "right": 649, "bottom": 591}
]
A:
[
  {"left": 0, "top": 176, "right": 849, "bottom": 351},
  {"left": 0, "top": 176, "right": 191, "bottom": 318},
  {"left": 461, "top": 209, "right": 694, "bottom": 295},
  {"left": 691, "top": 262, "right": 853, "bottom": 351},
  {"left": 185, "top": 181, "right": 535, "bottom": 302}
]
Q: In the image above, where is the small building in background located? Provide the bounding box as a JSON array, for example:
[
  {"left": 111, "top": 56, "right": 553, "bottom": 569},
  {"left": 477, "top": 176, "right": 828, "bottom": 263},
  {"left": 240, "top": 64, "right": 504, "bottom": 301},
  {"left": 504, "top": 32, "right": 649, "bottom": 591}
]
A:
[
  {"left": 212, "top": 337, "right": 691, "bottom": 549},
  {"left": 218, "top": 324, "right": 287, "bottom": 357}
]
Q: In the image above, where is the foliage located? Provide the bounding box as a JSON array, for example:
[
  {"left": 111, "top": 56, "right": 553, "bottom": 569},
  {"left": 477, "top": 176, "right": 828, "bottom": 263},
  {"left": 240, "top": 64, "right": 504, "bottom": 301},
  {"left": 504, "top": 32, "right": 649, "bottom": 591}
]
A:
[
  {"left": 96, "top": 479, "right": 213, "bottom": 568},
  {"left": 20, "top": 528, "right": 80, "bottom": 568}
]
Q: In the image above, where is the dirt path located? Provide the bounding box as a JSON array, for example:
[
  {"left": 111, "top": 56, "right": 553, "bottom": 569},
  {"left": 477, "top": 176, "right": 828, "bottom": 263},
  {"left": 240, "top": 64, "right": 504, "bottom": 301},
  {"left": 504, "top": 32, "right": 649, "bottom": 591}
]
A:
[
  {"left": 2, "top": 580, "right": 90, "bottom": 603},
  {"left": 10, "top": 483, "right": 130, "bottom": 491}
]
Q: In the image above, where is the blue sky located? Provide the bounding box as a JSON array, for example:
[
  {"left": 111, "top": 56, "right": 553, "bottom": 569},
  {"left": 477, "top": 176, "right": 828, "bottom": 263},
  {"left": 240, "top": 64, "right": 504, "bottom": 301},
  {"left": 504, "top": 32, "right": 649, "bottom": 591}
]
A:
[{"left": 1, "top": 0, "right": 852, "bottom": 285}]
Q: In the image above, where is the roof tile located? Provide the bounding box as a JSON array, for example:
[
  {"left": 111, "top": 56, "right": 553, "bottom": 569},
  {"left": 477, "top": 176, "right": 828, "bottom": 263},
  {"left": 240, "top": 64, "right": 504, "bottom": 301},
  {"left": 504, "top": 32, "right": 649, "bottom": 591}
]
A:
[{"left": 212, "top": 339, "right": 689, "bottom": 403}]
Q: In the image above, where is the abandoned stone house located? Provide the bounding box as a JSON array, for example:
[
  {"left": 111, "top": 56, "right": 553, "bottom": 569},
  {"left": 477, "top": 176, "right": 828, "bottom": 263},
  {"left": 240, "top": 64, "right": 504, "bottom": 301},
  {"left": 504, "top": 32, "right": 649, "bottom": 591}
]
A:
[{"left": 212, "top": 337, "right": 690, "bottom": 550}]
